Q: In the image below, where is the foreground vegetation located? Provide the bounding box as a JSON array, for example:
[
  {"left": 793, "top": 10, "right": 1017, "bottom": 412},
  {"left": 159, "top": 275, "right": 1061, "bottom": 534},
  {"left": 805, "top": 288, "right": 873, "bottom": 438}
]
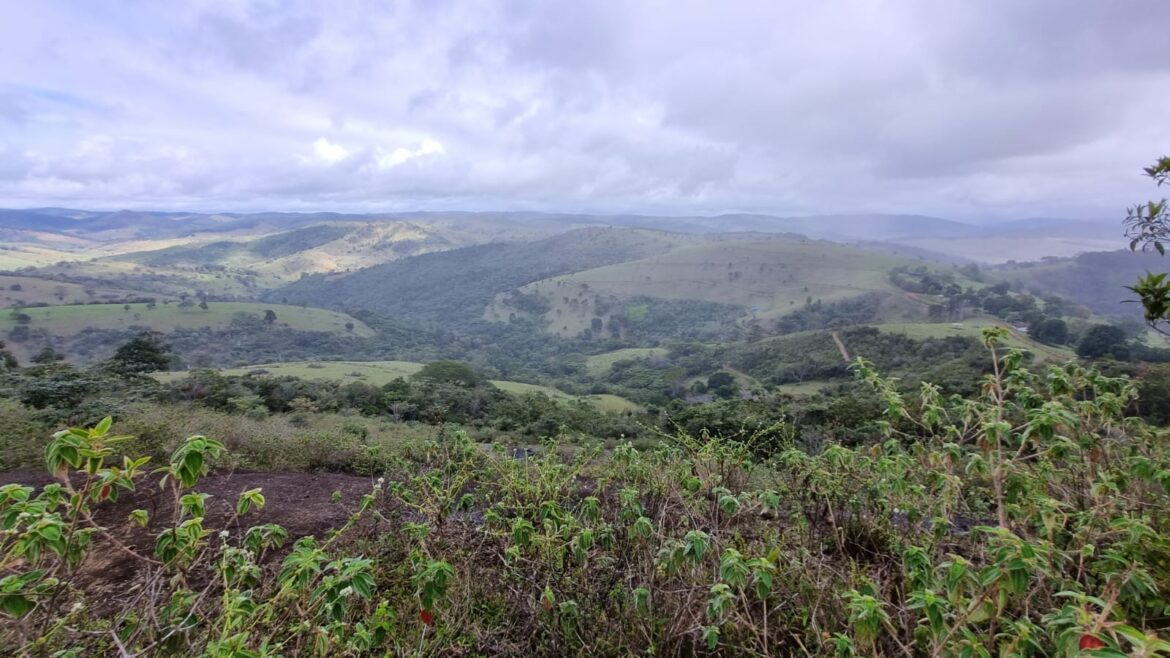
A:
[{"left": 4, "top": 329, "right": 1170, "bottom": 655}]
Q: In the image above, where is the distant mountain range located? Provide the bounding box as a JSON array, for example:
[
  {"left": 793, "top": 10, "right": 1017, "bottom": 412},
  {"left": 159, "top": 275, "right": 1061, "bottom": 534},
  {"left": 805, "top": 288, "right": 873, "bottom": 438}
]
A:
[{"left": 0, "top": 207, "right": 1127, "bottom": 264}]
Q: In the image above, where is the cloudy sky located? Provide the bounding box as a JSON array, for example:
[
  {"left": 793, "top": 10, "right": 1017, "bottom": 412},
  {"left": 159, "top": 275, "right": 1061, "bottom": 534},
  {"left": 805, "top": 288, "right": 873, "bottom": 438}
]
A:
[{"left": 2, "top": 0, "right": 1168, "bottom": 221}]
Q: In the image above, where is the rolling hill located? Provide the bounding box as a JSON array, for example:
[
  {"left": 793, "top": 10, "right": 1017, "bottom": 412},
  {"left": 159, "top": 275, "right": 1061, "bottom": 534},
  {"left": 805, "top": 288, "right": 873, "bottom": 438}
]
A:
[
  {"left": 489, "top": 237, "right": 969, "bottom": 337},
  {"left": 990, "top": 250, "right": 1165, "bottom": 317},
  {"left": 154, "top": 360, "right": 640, "bottom": 413},
  {"left": 0, "top": 275, "right": 159, "bottom": 307},
  {"left": 1, "top": 301, "right": 372, "bottom": 341},
  {"left": 273, "top": 227, "right": 710, "bottom": 322}
]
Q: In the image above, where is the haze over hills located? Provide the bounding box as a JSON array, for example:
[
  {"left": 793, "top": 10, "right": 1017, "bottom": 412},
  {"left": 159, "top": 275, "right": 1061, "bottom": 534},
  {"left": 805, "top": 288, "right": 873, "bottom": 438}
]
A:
[
  {"left": 0, "top": 207, "right": 1126, "bottom": 269},
  {"left": 3, "top": 203, "right": 1155, "bottom": 381}
]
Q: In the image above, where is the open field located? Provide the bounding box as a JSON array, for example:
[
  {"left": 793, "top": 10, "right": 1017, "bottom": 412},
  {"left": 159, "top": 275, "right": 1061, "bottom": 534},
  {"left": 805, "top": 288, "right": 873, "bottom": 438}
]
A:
[
  {"left": 0, "top": 302, "right": 374, "bottom": 337},
  {"left": 775, "top": 379, "right": 837, "bottom": 397},
  {"left": 22, "top": 259, "right": 290, "bottom": 298},
  {"left": 584, "top": 347, "right": 670, "bottom": 375},
  {"left": 0, "top": 275, "right": 162, "bottom": 307},
  {"left": 0, "top": 244, "right": 82, "bottom": 270},
  {"left": 492, "top": 238, "right": 972, "bottom": 336},
  {"left": 154, "top": 360, "right": 427, "bottom": 385},
  {"left": 156, "top": 360, "right": 642, "bottom": 413},
  {"left": 867, "top": 318, "right": 1076, "bottom": 361}
]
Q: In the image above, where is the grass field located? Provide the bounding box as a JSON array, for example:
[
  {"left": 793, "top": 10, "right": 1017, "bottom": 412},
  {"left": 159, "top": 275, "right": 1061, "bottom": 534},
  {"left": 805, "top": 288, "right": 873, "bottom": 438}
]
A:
[
  {"left": 0, "top": 302, "right": 374, "bottom": 337},
  {"left": 775, "top": 379, "right": 837, "bottom": 397},
  {"left": 584, "top": 347, "right": 670, "bottom": 375},
  {"left": 493, "top": 238, "right": 970, "bottom": 336},
  {"left": 0, "top": 275, "right": 161, "bottom": 307},
  {"left": 867, "top": 318, "right": 1076, "bottom": 362},
  {"left": 22, "top": 260, "right": 289, "bottom": 298},
  {"left": 156, "top": 360, "right": 642, "bottom": 414}
]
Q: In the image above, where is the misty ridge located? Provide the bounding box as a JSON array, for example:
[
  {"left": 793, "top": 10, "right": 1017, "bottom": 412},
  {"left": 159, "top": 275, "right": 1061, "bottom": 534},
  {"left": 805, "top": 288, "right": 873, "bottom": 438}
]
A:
[{"left": 4, "top": 1, "right": 1170, "bottom": 657}]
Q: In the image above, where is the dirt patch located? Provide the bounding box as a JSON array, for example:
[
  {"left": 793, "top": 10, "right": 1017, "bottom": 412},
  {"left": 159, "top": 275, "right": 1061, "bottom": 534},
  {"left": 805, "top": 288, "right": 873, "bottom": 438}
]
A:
[{"left": 0, "top": 469, "right": 382, "bottom": 607}]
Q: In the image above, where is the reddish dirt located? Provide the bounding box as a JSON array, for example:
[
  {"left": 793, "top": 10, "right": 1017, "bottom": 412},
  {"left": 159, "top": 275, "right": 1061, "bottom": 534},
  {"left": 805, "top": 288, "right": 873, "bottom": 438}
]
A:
[{"left": 0, "top": 469, "right": 381, "bottom": 606}]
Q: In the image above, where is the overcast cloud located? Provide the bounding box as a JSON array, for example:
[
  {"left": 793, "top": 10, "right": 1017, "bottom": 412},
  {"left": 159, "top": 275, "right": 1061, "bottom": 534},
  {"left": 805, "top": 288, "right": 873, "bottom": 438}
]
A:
[{"left": 1, "top": 0, "right": 1168, "bottom": 220}]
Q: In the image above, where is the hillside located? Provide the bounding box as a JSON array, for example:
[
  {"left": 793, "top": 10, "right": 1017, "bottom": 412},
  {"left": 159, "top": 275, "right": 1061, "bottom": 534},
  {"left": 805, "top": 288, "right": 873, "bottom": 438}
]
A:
[
  {"left": 154, "top": 360, "right": 640, "bottom": 413},
  {"left": 490, "top": 237, "right": 965, "bottom": 337},
  {"left": 0, "top": 275, "right": 160, "bottom": 307},
  {"left": 274, "top": 227, "right": 708, "bottom": 322},
  {"left": 111, "top": 221, "right": 514, "bottom": 278},
  {"left": 991, "top": 250, "right": 1165, "bottom": 317},
  {"left": 1, "top": 301, "right": 371, "bottom": 346}
]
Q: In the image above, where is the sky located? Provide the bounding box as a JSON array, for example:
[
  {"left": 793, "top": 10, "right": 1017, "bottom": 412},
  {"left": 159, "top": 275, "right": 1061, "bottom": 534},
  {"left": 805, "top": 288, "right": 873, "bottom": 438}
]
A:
[{"left": 1, "top": 0, "right": 1169, "bottom": 221}]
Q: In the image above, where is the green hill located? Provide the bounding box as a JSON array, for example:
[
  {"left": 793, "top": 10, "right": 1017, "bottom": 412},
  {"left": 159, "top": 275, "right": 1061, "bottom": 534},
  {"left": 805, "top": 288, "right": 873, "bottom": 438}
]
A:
[
  {"left": 0, "top": 275, "right": 160, "bottom": 307},
  {"left": 155, "top": 359, "right": 641, "bottom": 413},
  {"left": 866, "top": 318, "right": 1075, "bottom": 362},
  {"left": 492, "top": 238, "right": 966, "bottom": 337},
  {"left": 991, "top": 250, "right": 1164, "bottom": 318},
  {"left": 585, "top": 347, "right": 670, "bottom": 375},
  {"left": 274, "top": 227, "right": 703, "bottom": 323},
  {"left": 1, "top": 302, "right": 373, "bottom": 339}
]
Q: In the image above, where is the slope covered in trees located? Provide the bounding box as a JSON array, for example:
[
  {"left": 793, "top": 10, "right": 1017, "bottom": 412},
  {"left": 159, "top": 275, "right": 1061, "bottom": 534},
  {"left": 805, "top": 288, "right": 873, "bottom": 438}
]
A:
[{"left": 273, "top": 227, "right": 703, "bottom": 323}]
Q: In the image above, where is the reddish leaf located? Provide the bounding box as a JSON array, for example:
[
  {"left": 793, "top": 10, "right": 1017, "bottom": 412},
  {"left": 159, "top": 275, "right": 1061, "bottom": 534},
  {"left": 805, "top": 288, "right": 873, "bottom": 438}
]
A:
[
  {"left": 99, "top": 485, "right": 111, "bottom": 501},
  {"left": 420, "top": 609, "right": 434, "bottom": 626},
  {"left": 1079, "top": 634, "right": 1106, "bottom": 650}
]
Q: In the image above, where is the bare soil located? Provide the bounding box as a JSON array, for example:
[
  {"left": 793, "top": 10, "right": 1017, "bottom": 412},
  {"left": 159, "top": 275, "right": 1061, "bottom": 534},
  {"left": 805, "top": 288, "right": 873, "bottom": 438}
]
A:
[{"left": 0, "top": 469, "right": 380, "bottom": 605}]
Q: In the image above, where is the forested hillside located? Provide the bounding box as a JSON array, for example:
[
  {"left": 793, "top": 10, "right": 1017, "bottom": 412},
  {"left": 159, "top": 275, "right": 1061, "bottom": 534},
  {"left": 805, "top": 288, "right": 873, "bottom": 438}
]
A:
[{"left": 274, "top": 227, "right": 702, "bottom": 323}]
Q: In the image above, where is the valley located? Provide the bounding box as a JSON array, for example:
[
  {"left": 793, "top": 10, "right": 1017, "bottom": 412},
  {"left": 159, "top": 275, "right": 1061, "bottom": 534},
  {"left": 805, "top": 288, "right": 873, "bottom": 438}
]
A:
[{"left": 5, "top": 206, "right": 1170, "bottom": 657}]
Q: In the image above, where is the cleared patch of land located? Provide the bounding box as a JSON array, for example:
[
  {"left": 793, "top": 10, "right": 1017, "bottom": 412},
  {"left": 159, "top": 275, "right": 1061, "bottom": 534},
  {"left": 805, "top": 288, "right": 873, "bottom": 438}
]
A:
[
  {"left": 775, "top": 379, "right": 836, "bottom": 397},
  {"left": 0, "top": 275, "right": 161, "bottom": 307},
  {"left": 155, "top": 360, "right": 426, "bottom": 385},
  {"left": 867, "top": 318, "right": 1075, "bottom": 361},
  {"left": 0, "top": 302, "right": 374, "bottom": 337},
  {"left": 585, "top": 347, "right": 670, "bottom": 375}
]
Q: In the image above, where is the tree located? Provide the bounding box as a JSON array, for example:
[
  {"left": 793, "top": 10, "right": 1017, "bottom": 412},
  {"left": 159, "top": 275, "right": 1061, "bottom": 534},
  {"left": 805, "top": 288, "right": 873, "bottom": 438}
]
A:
[
  {"left": 411, "top": 361, "right": 483, "bottom": 388},
  {"left": 31, "top": 346, "right": 63, "bottom": 364},
  {"left": 0, "top": 340, "right": 16, "bottom": 371},
  {"left": 1123, "top": 156, "right": 1170, "bottom": 329},
  {"left": 1030, "top": 318, "right": 1069, "bottom": 346},
  {"left": 264, "top": 309, "right": 278, "bottom": 325},
  {"left": 107, "top": 331, "right": 171, "bottom": 375},
  {"left": 17, "top": 363, "right": 98, "bottom": 409},
  {"left": 706, "top": 371, "right": 739, "bottom": 399},
  {"left": 1076, "top": 324, "right": 1129, "bottom": 360}
]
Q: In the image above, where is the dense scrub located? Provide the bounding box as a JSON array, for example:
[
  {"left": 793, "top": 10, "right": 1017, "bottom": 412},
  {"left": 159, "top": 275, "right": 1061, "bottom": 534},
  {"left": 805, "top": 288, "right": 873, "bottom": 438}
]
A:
[{"left": 4, "top": 329, "right": 1170, "bottom": 655}]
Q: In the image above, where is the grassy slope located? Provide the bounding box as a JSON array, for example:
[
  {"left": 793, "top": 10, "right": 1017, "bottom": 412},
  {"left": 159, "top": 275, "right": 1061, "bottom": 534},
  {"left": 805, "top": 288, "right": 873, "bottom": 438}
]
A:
[
  {"left": 497, "top": 238, "right": 962, "bottom": 336},
  {"left": 584, "top": 348, "right": 670, "bottom": 376},
  {"left": 0, "top": 302, "right": 374, "bottom": 337},
  {"left": 867, "top": 317, "right": 1075, "bottom": 361},
  {"left": 18, "top": 260, "right": 281, "bottom": 298},
  {"left": 156, "top": 360, "right": 641, "bottom": 413},
  {"left": 0, "top": 275, "right": 161, "bottom": 307},
  {"left": 113, "top": 222, "right": 488, "bottom": 280}
]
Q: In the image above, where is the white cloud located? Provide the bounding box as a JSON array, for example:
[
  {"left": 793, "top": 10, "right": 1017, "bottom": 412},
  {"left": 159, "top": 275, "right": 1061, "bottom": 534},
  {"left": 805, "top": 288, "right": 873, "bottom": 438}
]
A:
[
  {"left": 0, "top": 0, "right": 1167, "bottom": 220},
  {"left": 375, "top": 138, "right": 446, "bottom": 169},
  {"left": 309, "top": 137, "right": 350, "bottom": 164}
]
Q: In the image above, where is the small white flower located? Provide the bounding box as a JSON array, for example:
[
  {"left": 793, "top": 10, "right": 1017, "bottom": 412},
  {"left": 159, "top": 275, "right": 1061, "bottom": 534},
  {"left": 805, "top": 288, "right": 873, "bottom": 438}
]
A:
[
  {"left": 70, "top": 601, "right": 85, "bottom": 613},
  {"left": 376, "top": 477, "right": 386, "bottom": 485},
  {"left": 219, "top": 530, "right": 230, "bottom": 539}
]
